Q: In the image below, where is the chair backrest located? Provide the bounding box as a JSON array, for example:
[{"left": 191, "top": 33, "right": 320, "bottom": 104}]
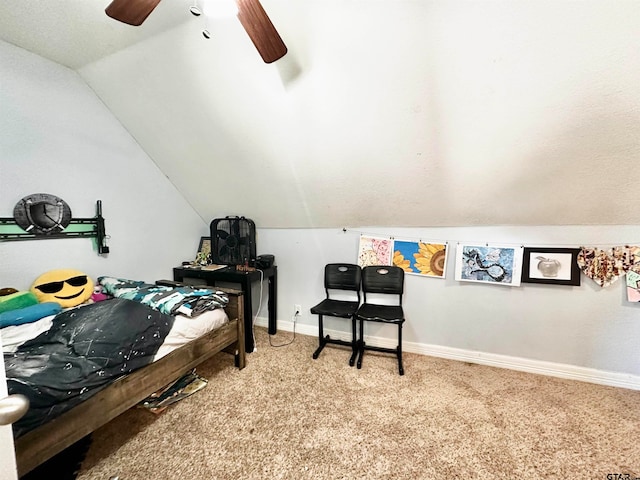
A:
[
  {"left": 324, "top": 263, "right": 361, "bottom": 297},
  {"left": 361, "top": 265, "right": 404, "bottom": 304}
]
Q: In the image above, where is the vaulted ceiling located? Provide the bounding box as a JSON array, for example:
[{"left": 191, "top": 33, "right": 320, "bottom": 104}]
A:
[{"left": 2, "top": 0, "right": 639, "bottom": 228}]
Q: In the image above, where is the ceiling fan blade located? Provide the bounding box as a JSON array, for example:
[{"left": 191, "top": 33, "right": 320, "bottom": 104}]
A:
[
  {"left": 236, "top": 0, "right": 287, "bottom": 63},
  {"left": 105, "top": 0, "right": 162, "bottom": 26}
]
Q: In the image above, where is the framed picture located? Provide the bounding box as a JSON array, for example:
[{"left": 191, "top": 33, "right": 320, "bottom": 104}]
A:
[
  {"left": 195, "top": 236, "right": 212, "bottom": 265},
  {"left": 455, "top": 243, "right": 524, "bottom": 287},
  {"left": 521, "top": 247, "right": 581, "bottom": 286},
  {"left": 392, "top": 239, "right": 448, "bottom": 278}
]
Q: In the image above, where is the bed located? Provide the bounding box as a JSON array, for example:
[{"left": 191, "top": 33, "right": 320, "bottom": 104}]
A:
[{"left": 3, "top": 279, "right": 246, "bottom": 477}]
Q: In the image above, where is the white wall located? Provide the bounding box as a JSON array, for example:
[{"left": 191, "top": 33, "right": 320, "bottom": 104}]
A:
[
  {"left": 255, "top": 226, "right": 640, "bottom": 386},
  {"left": 0, "top": 41, "right": 208, "bottom": 290}
]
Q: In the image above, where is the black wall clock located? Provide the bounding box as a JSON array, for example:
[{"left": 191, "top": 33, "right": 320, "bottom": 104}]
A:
[{"left": 13, "top": 193, "right": 72, "bottom": 235}]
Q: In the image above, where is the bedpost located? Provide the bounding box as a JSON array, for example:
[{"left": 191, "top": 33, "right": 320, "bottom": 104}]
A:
[{"left": 218, "top": 288, "right": 246, "bottom": 369}]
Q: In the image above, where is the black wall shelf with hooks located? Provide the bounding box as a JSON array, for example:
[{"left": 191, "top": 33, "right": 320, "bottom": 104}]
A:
[{"left": 0, "top": 200, "right": 110, "bottom": 255}]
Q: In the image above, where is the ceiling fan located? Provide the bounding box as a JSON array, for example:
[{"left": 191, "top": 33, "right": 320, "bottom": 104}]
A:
[{"left": 105, "top": 0, "right": 288, "bottom": 63}]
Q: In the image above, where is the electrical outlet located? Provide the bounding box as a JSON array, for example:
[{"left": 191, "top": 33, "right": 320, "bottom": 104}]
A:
[{"left": 294, "top": 304, "right": 302, "bottom": 316}]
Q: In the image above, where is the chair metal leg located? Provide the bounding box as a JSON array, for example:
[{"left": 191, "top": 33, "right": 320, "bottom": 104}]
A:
[
  {"left": 312, "top": 315, "right": 327, "bottom": 359},
  {"left": 313, "top": 314, "right": 358, "bottom": 365},
  {"left": 347, "top": 317, "right": 357, "bottom": 366},
  {"left": 356, "top": 320, "right": 405, "bottom": 375},
  {"left": 356, "top": 318, "right": 364, "bottom": 369},
  {"left": 397, "top": 323, "right": 404, "bottom": 376}
]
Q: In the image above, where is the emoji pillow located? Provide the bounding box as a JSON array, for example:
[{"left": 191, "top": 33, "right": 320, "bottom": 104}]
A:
[{"left": 31, "top": 269, "right": 95, "bottom": 308}]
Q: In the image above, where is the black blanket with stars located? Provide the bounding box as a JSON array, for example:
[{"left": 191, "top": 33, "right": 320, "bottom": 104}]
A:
[{"left": 4, "top": 297, "right": 174, "bottom": 438}]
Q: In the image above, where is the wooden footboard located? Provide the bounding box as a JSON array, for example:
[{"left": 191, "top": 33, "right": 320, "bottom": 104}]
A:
[{"left": 14, "top": 288, "right": 245, "bottom": 477}]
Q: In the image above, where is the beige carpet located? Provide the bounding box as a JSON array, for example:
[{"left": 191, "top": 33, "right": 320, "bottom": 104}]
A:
[{"left": 77, "top": 328, "right": 640, "bottom": 479}]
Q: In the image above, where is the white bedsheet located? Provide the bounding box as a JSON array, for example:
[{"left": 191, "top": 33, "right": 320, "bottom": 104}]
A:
[
  {"left": 1, "top": 315, "right": 55, "bottom": 353},
  {"left": 1, "top": 306, "right": 228, "bottom": 359},
  {"left": 153, "top": 307, "right": 228, "bottom": 360}
]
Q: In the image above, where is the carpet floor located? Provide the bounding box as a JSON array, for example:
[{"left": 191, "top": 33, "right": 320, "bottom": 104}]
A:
[{"left": 76, "top": 327, "right": 640, "bottom": 479}]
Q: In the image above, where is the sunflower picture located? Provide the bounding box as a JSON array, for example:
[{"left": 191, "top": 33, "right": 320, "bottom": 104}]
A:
[{"left": 392, "top": 240, "right": 448, "bottom": 278}]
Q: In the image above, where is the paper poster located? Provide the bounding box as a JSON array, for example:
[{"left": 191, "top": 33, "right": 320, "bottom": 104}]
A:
[
  {"left": 577, "top": 247, "right": 627, "bottom": 288},
  {"left": 626, "top": 270, "right": 640, "bottom": 302},
  {"left": 455, "top": 243, "right": 523, "bottom": 287},
  {"left": 393, "top": 240, "right": 448, "bottom": 278},
  {"left": 357, "top": 236, "right": 393, "bottom": 267}
]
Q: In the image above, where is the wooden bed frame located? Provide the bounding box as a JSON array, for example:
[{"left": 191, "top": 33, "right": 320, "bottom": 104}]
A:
[{"left": 14, "top": 288, "right": 246, "bottom": 477}]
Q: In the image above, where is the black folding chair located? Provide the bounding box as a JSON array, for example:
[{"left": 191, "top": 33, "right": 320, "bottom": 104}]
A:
[
  {"left": 355, "top": 265, "right": 406, "bottom": 375},
  {"left": 310, "top": 263, "right": 361, "bottom": 366}
]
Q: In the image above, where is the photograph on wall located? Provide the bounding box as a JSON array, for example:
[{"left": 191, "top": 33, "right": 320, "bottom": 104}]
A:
[
  {"left": 357, "top": 235, "right": 393, "bottom": 267},
  {"left": 455, "top": 243, "right": 523, "bottom": 286},
  {"left": 392, "top": 240, "right": 448, "bottom": 278},
  {"left": 521, "top": 247, "right": 581, "bottom": 286}
]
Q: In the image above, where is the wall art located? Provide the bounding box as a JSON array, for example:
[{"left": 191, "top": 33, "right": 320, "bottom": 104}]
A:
[
  {"left": 455, "top": 243, "right": 523, "bottom": 286},
  {"left": 357, "top": 235, "right": 393, "bottom": 267},
  {"left": 626, "top": 270, "right": 640, "bottom": 302},
  {"left": 521, "top": 247, "right": 581, "bottom": 286},
  {"left": 392, "top": 240, "right": 448, "bottom": 278},
  {"left": 577, "top": 246, "right": 628, "bottom": 288}
]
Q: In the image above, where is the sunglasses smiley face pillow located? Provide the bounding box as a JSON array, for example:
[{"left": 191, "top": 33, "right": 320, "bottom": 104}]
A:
[{"left": 31, "top": 269, "right": 94, "bottom": 308}]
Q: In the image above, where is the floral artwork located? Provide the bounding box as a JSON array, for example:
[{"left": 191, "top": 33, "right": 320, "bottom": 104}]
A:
[
  {"left": 455, "top": 243, "right": 523, "bottom": 286},
  {"left": 393, "top": 240, "right": 448, "bottom": 278},
  {"left": 357, "top": 236, "right": 393, "bottom": 267}
]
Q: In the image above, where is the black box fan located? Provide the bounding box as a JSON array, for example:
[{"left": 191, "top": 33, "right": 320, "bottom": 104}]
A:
[{"left": 210, "top": 216, "right": 256, "bottom": 266}]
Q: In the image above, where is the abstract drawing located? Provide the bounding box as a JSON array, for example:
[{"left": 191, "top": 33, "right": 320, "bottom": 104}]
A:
[
  {"left": 455, "top": 243, "right": 523, "bottom": 286},
  {"left": 393, "top": 240, "right": 448, "bottom": 278},
  {"left": 577, "top": 246, "right": 627, "bottom": 288},
  {"left": 357, "top": 235, "right": 393, "bottom": 267},
  {"left": 577, "top": 244, "right": 640, "bottom": 288}
]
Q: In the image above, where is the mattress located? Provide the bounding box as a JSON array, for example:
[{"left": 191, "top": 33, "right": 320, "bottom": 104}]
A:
[{"left": 1, "top": 303, "right": 228, "bottom": 359}]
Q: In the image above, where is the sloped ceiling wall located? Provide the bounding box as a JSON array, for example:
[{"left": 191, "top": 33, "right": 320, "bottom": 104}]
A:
[{"left": 3, "top": 0, "right": 639, "bottom": 228}]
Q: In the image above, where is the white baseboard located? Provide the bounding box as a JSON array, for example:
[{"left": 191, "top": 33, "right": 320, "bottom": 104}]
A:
[{"left": 255, "top": 317, "right": 640, "bottom": 391}]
